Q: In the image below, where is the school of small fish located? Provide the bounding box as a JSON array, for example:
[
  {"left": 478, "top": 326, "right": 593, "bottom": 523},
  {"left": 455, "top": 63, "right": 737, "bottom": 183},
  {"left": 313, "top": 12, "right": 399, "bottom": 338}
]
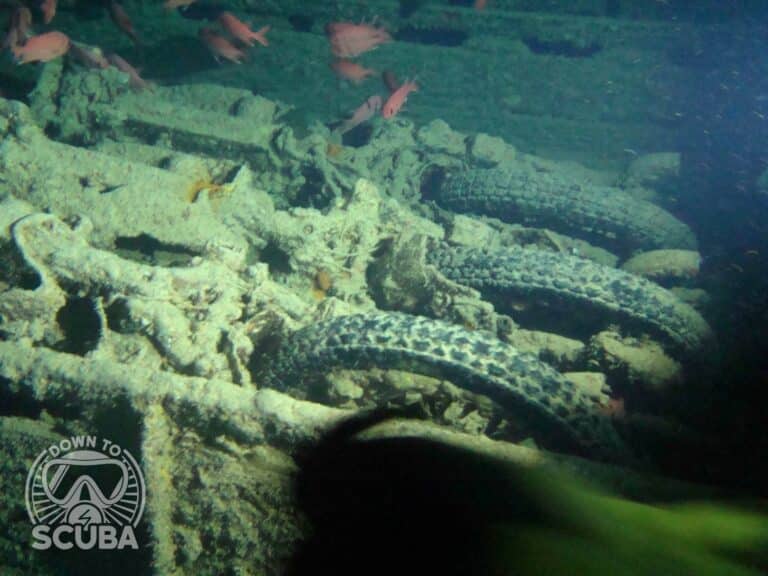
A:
[{"left": 2, "top": 1, "right": 488, "bottom": 131}]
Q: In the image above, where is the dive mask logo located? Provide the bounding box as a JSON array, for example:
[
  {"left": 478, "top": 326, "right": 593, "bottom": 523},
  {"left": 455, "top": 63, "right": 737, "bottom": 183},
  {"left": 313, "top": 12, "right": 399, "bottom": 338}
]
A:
[{"left": 25, "top": 436, "right": 145, "bottom": 550}]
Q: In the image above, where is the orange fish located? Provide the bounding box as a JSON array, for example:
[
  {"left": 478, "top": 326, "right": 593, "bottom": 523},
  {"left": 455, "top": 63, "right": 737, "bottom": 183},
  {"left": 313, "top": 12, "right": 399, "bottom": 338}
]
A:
[
  {"left": 217, "top": 12, "right": 269, "bottom": 47},
  {"left": 108, "top": 53, "right": 153, "bottom": 91},
  {"left": 330, "top": 59, "right": 376, "bottom": 84},
  {"left": 163, "top": 0, "right": 197, "bottom": 10},
  {"left": 382, "top": 79, "right": 418, "bottom": 119},
  {"left": 40, "top": 0, "right": 57, "bottom": 24},
  {"left": 336, "top": 94, "right": 382, "bottom": 134},
  {"left": 109, "top": 1, "right": 140, "bottom": 44},
  {"left": 325, "top": 21, "right": 392, "bottom": 58},
  {"left": 12, "top": 30, "right": 69, "bottom": 64},
  {"left": 199, "top": 27, "right": 246, "bottom": 64},
  {"left": 474, "top": 0, "right": 487, "bottom": 10}
]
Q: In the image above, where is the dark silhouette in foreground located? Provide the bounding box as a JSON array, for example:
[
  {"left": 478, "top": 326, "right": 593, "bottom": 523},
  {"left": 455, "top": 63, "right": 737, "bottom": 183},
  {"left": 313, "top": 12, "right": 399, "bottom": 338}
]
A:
[{"left": 287, "top": 411, "right": 768, "bottom": 576}]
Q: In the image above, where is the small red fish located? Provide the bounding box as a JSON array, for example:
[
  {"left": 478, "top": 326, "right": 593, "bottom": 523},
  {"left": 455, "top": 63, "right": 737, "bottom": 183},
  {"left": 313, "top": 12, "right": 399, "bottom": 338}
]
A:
[
  {"left": 337, "top": 94, "right": 382, "bottom": 134},
  {"left": 217, "top": 12, "right": 269, "bottom": 47},
  {"left": 330, "top": 59, "right": 376, "bottom": 84},
  {"left": 12, "top": 30, "right": 69, "bottom": 64},
  {"left": 108, "top": 53, "right": 153, "bottom": 91},
  {"left": 109, "top": 1, "right": 140, "bottom": 44},
  {"left": 382, "top": 79, "right": 418, "bottom": 119},
  {"left": 325, "top": 21, "right": 392, "bottom": 58},
  {"left": 199, "top": 27, "right": 246, "bottom": 64},
  {"left": 40, "top": 0, "right": 57, "bottom": 24},
  {"left": 474, "top": 0, "right": 487, "bottom": 10}
]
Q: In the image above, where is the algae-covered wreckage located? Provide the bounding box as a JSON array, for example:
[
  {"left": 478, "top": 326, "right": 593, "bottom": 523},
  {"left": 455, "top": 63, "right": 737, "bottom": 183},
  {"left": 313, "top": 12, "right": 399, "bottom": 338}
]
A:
[{"left": 0, "top": 1, "right": 765, "bottom": 574}]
